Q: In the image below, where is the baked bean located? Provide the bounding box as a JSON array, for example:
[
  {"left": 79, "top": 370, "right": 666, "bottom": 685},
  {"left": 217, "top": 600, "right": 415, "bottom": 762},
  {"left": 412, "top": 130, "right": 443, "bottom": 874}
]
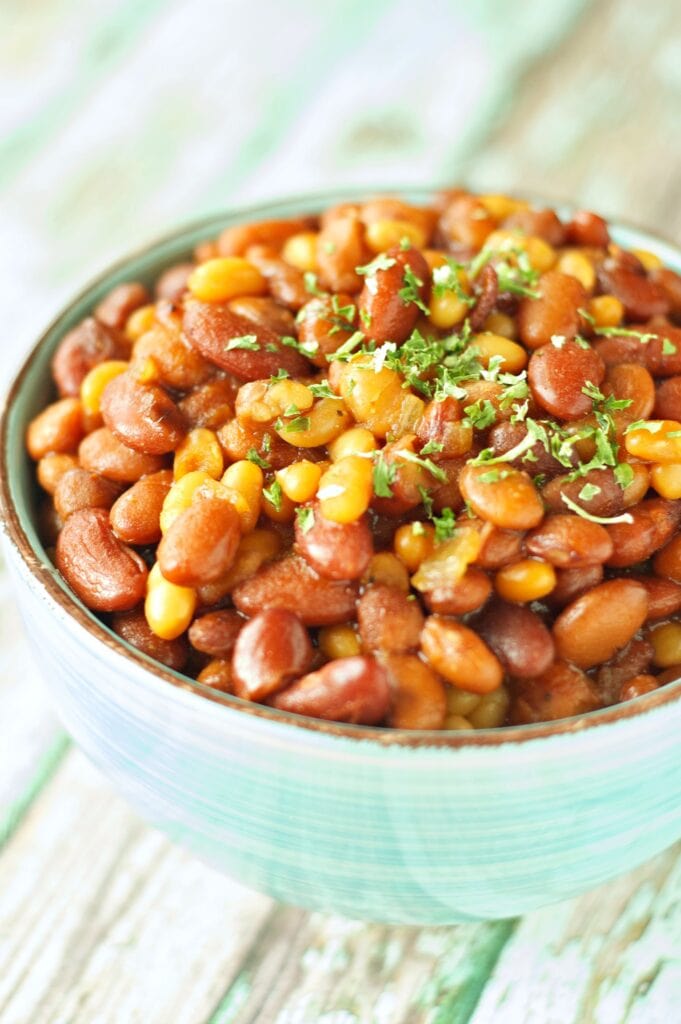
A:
[
  {"left": 316, "top": 213, "right": 368, "bottom": 294},
  {"left": 474, "top": 526, "right": 524, "bottom": 569},
  {"left": 27, "top": 398, "right": 84, "bottom": 460},
  {"left": 198, "top": 528, "right": 282, "bottom": 604},
  {"left": 232, "top": 609, "right": 313, "bottom": 701},
  {"left": 79, "top": 427, "right": 165, "bottom": 482},
  {"left": 228, "top": 295, "right": 296, "bottom": 337},
  {"left": 56, "top": 507, "right": 148, "bottom": 612},
  {"left": 511, "top": 662, "right": 601, "bottom": 724},
  {"left": 553, "top": 579, "right": 648, "bottom": 668},
  {"left": 503, "top": 208, "right": 565, "bottom": 247},
  {"left": 488, "top": 420, "right": 572, "bottom": 476},
  {"left": 109, "top": 469, "right": 172, "bottom": 545},
  {"left": 100, "top": 372, "right": 185, "bottom": 455},
  {"left": 495, "top": 559, "right": 556, "bottom": 603},
  {"left": 545, "top": 564, "right": 603, "bottom": 610},
  {"left": 218, "top": 217, "right": 313, "bottom": 257},
  {"left": 541, "top": 468, "right": 625, "bottom": 519},
  {"left": 565, "top": 210, "right": 609, "bottom": 248},
  {"left": 653, "top": 376, "right": 681, "bottom": 420},
  {"left": 270, "top": 655, "right": 392, "bottom": 725},
  {"left": 603, "top": 363, "right": 655, "bottom": 433},
  {"left": 52, "top": 318, "right": 127, "bottom": 397},
  {"left": 357, "top": 585, "right": 424, "bottom": 653},
  {"left": 469, "top": 265, "right": 499, "bottom": 332},
  {"left": 382, "top": 654, "right": 447, "bottom": 729},
  {"left": 629, "top": 574, "right": 681, "bottom": 621},
  {"left": 606, "top": 498, "right": 681, "bottom": 567},
  {"left": 95, "top": 282, "right": 149, "bottom": 330},
  {"left": 421, "top": 616, "right": 503, "bottom": 694},
  {"left": 459, "top": 463, "right": 544, "bottom": 530},
  {"left": 232, "top": 553, "right": 358, "bottom": 626},
  {"left": 424, "top": 568, "right": 492, "bottom": 616},
  {"left": 651, "top": 267, "right": 681, "bottom": 314},
  {"left": 439, "top": 194, "right": 495, "bottom": 251},
  {"left": 619, "top": 675, "right": 659, "bottom": 702},
  {"left": 517, "top": 271, "right": 587, "bottom": 350},
  {"left": 183, "top": 298, "right": 310, "bottom": 380},
  {"left": 111, "top": 608, "right": 189, "bottom": 671},
  {"left": 157, "top": 496, "right": 241, "bottom": 587},
  {"left": 358, "top": 247, "right": 430, "bottom": 345},
  {"left": 178, "top": 378, "right": 236, "bottom": 430},
  {"left": 37, "top": 452, "right": 80, "bottom": 494},
  {"left": 526, "top": 514, "right": 613, "bottom": 567},
  {"left": 188, "top": 610, "right": 244, "bottom": 659},
  {"left": 476, "top": 600, "right": 554, "bottom": 679},
  {"left": 295, "top": 505, "right": 372, "bottom": 580},
  {"left": 245, "top": 245, "right": 308, "bottom": 309},
  {"left": 596, "top": 637, "right": 654, "bottom": 705},
  {"left": 597, "top": 262, "right": 669, "bottom": 320},
  {"left": 297, "top": 294, "right": 358, "bottom": 367},
  {"left": 54, "top": 468, "right": 122, "bottom": 520},
  {"left": 416, "top": 398, "right": 473, "bottom": 458},
  {"left": 197, "top": 659, "right": 234, "bottom": 692},
  {"left": 155, "top": 263, "right": 194, "bottom": 301},
  {"left": 528, "top": 339, "right": 605, "bottom": 421},
  {"left": 131, "top": 321, "right": 214, "bottom": 391},
  {"left": 653, "top": 534, "right": 681, "bottom": 582}
]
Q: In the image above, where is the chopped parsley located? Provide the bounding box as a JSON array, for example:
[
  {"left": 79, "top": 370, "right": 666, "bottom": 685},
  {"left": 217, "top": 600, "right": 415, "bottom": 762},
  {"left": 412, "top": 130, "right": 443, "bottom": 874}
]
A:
[
  {"left": 296, "top": 506, "right": 315, "bottom": 533},
  {"left": 578, "top": 482, "right": 601, "bottom": 502},
  {"left": 398, "top": 264, "right": 429, "bottom": 313},
  {"left": 420, "top": 440, "right": 444, "bottom": 456},
  {"left": 308, "top": 380, "right": 338, "bottom": 399},
  {"left": 269, "top": 368, "right": 290, "bottom": 382},
  {"left": 592, "top": 325, "right": 657, "bottom": 343},
  {"left": 372, "top": 451, "right": 398, "bottom": 498},
  {"left": 464, "top": 399, "right": 497, "bottom": 430},
  {"left": 280, "top": 334, "right": 320, "bottom": 357},
  {"left": 327, "top": 331, "right": 367, "bottom": 362},
  {"left": 246, "top": 448, "right": 271, "bottom": 470},
  {"left": 262, "top": 479, "right": 283, "bottom": 512},
  {"left": 303, "top": 271, "right": 326, "bottom": 297},
  {"left": 396, "top": 448, "right": 447, "bottom": 482},
  {"left": 469, "top": 239, "right": 540, "bottom": 298},
  {"left": 432, "top": 259, "right": 475, "bottom": 304},
  {"left": 561, "top": 492, "right": 633, "bottom": 524},
  {"left": 356, "top": 253, "right": 397, "bottom": 277},
  {"left": 432, "top": 507, "right": 456, "bottom": 542},
  {"left": 225, "top": 334, "right": 259, "bottom": 351},
  {"left": 328, "top": 294, "right": 357, "bottom": 335}
]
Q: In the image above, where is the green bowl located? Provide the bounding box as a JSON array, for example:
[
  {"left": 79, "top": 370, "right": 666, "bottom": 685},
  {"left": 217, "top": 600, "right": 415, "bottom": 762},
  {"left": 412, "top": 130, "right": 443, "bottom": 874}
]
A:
[{"left": 2, "top": 191, "right": 681, "bottom": 923}]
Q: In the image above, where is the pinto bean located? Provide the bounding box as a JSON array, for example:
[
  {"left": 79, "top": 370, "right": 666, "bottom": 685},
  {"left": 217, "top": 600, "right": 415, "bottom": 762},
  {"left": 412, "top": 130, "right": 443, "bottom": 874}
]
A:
[
  {"left": 52, "top": 318, "right": 127, "bottom": 397},
  {"left": 295, "top": 506, "right": 373, "bottom": 580},
  {"left": 109, "top": 469, "right": 172, "bottom": 545},
  {"left": 316, "top": 213, "right": 368, "bottom": 294},
  {"left": 421, "top": 616, "right": 503, "bottom": 694},
  {"left": 553, "top": 579, "right": 648, "bottom": 668},
  {"left": 101, "top": 372, "right": 185, "bottom": 455},
  {"left": 37, "top": 453, "right": 80, "bottom": 494},
  {"left": 157, "top": 496, "right": 241, "bottom": 587},
  {"left": 517, "top": 271, "right": 587, "bottom": 350},
  {"left": 188, "top": 610, "right": 244, "bottom": 659},
  {"left": 511, "top": 661, "right": 601, "bottom": 724},
  {"left": 459, "top": 463, "right": 544, "bottom": 530},
  {"left": 232, "top": 609, "right": 313, "bottom": 701},
  {"left": 232, "top": 553, "right": 358, "bottom": 626},
  {"left": 229, "top": 295, "right": 297, "bottom": 336},
  {"left": 95, "top": 282, "right": 149, "bottom": 331},
  {"left": 54, "top": 468, "right": 122, "bottom": 520},
  {"left": 55, "top": 507, "right": 148, "bottom": 612},
  {"left": 503, "top": 208, "right": 565, "bottom": 246},
  {"left": 528, "top": 339, "right": 605, "bottom": 421},
  {"left": 357, "top": 585, "right": 424, "bottom": 653},
  {"left": 382, "top": 654, "right": 447, "bottom": 729},
  {"left": 371, "top": 435, "right": 434, "bottom": 517},
  {"left": 416, "top": 397, "right": 473, "bottom": 458},
  {"left": 526, "top": 514, "right": 613, "bottom": 568},
  {"left": 596, "top": 637, "right": 654, "bottom": 705},
  {"left": 270, "top": 655, "right": 392, "bottom": 724},
  {"left": 79, "top": 428, "right": 165, "bottom": 483},
  {"left": 26, "top": 398, "right": 84, "bottom": 460},
  {"left": 474, "top": 526, "right": 524, "bottom": 569},
  {"left": 545, "top": 564, "right": 603, "bottom": 610},
  {"left": 606, "top": 499, "right": 681, "bottom": 567},
  {"left": 423, "top": 568, "right": 492, "bottom": 615},
  {"left": 111, "top": 608, "right": 189, "bottom": 671},
  {"left": 183, "top": 298, "right": 310, "bottom": 380},
  {"left": 565, "top": 210, "right": 609, "bottom": 248},
  {"left": 476, "top": 600, "right": 554, "bottom": 679},
  {"left": 358, "top": 247, "right": 429, "bottom": 344},
  {"left": 597, "top": 262, "right": 669, "bottom": 320},
  {"left": 245, "top": 244, "right": 308, "bottom": 310},
  {"left": 429, "top": 458, "right": 466, "bottom": 514},
  {"left": 651, "top": 267, "right": 681, "bottom": 315}
]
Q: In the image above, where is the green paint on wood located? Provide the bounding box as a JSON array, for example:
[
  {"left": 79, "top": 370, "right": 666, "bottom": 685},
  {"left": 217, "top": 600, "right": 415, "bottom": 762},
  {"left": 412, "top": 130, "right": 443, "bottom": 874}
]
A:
[
  {"left": 0, "top": 733, "right": 70, "bottom": 849},
  {"left": 207, "top": 972, "right": 252, "bottom": 1024}
]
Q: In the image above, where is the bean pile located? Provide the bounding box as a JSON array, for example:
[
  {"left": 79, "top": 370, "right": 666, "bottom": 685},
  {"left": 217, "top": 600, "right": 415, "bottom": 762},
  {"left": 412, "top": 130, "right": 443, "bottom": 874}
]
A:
[{"left": 26, "top": 192, "right": 681, "bottom": 729}]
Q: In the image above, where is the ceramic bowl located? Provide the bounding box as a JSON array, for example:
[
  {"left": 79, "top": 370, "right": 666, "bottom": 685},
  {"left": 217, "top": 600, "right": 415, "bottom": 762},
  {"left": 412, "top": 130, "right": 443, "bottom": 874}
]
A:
[{"left": 2, "top": 191, "right": 681, "bottom": 924}]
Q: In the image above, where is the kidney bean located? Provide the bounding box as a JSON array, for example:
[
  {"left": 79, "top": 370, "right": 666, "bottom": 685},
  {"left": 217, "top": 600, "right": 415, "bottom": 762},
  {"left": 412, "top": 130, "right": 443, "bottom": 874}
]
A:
[
  {"left": 109, "top": 469, "right": 172, "bottom": 545},
  {"left": 541, "top": 468, "right": 624, "bottom": 519},
  {"left": 382, "top": 653, "right": 447, "bottom": 729},
  {"left": 357, "top": 585, "right": 424, "bottom": 654},
  {"left": 54, "top": 468, "right": 122, "bottom": 520},
  {"left": 488, "top": 420, "right": 572, "bottom": 476},
  {"left": 653, "top": 534, "right": 681, "bottom": 582},
  {"left": 469, "top": 264, "right": 499, "bottom": 332},
  {"left": 606, "top": 498, "right": 681, "bottom": 567},
  {"left": 217, "top": 217, "right": 313, "bottom": 256},
  {"left": 503, "top": 208, "right": 565, "bottom": 246},
  {"left": 526, "top": 514, "right": 613, "bottom": 568},
  {"left": 183, "top": 298, "right": 310, "bottom": 380},
  {"left": 297, "top": 294, "right": 358, "bottom": 367},
  {"left": 100, "top": 372, "right": 185, "bottom": 455},
  {"left": 517, "top": 271, "right": 587, "bottom": 350},
  {"left": 653, "top": 376, "right": 681, "bottom": 420},
  {"left": 111, "top": 608, "right": 189, "bottom": 671},
  {"left": 429, "top": 458, "right": 466, "bottom": 514},
  {"left": 421, "top": 616, "right": 503, "bottom": 694},
  {"left": 229, "top": 295, "right": 297, "bottom": 337},
  {"left": 157, "top": 495, "right": 241, "bottom": 587},
  {"left": 316, "top": 213, "right": 368, "bottom": 294},
  {"left": 596, "top": 636, "right": 654, "bottom": 705},
  {"left": 247, "top": 245, "right": 308, "bottom": 308},
  {"left": 232, "top": 553, "right": 358, "bottom": 626},
  {"left": 474, "top": 526, "right": 524, "bottom": 569},
  {"left": 155, "top": 263, "right": 194, "bottom": 301},
  {"left": 511, "top": 661, "right": 601, "bottom": 724},
  {"left": 651, "top": 267, "right": 681, "bottom": 315},
  {"left": 371, "top": 435, "right": 434, "bottom": 517},
  {"left": 94, "top": 282, "right": 149, "bottom": 331},
  {"left": 528, "top": 338, "right": 605, "bottom": 421},
  {"left": 438, "top": 194, "right": 495, "bottom": 250},
  {"left": 628, "top": 574, "right": 681, "bottom": 620},
  {"left": 415, "top": 397, "right": 473, "bottom": 457},
  {"left": 459, "top": 463, "right": 544, "bottom": 530},
  {"left": 565, "top": 211, "right": 610, "bottom": 249},
  {"left": 476, "top": 600, "right": 554, "bottom": 678},
  {"left": 131, "top": 321, "right": 214, "bottom": 391},
  {"left": 188, "top": 609, "right": 244, "bottom": 659},
  {"left": 358, "top": 246, "right": 429, "bottom": 345},
  {"left": 37, "top": 452, "right": 80, "bottom": 494},
  {"left": 52, "top": 318, "right": 127, "bottom": 397},
  {"left": 26, "top": 398, "right": 84, "bottom": 460},
  {"left": 597, "top": 262, "right": 669, "bottom": 320},
  {"left": 55, "top": 507, "right": 148, "bottom": 612},
  {"left": 295, "top": 505, "right": 372, "bottom": 580},
  {"left": 597, "top": 325, "right": 681, "bottom": 378},
  {"left": 231, "top": 609, "right": 313, "bottom": 701},
  {"left": 79, "top": 428, "right": 165, "bottom": 482},
  {"left": 178, "top": 377, "right": 237, "bottom": 430},
  {"left": 602, "top": 363, "right": 655, "bottom": 434},
  {"left": 545, "top": 564, "right": 603, "bottom": 610},
  {"left": 424, "top": 568, "right": 492, "bottom": 615},
  {"left": 619, "top": 675, "right": 659, "bottom": 702},
  {"left": 553, "top": 578, "right": 648, "bottom": 668},
  {"left": 270, "top": 655, "right": 391, "bottom": 724}
]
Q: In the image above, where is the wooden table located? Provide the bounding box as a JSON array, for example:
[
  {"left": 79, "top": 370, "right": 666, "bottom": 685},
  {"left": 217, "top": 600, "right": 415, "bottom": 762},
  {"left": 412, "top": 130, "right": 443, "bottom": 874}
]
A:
[{"left": 2, "top": 2, "right": 681, "bottom": 1020}]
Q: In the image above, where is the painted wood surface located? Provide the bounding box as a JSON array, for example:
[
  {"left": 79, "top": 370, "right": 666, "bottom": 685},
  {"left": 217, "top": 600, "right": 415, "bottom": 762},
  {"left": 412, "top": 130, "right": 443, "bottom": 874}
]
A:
[{"left": 1, "top": 0, "right": 681, "bottom": 1020}]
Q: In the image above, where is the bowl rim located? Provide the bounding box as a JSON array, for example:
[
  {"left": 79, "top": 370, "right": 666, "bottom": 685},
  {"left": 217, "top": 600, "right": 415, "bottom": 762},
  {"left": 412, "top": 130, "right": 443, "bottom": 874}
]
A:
[{"left": 2, "top": 186, "right": 681, "bottom": 749}]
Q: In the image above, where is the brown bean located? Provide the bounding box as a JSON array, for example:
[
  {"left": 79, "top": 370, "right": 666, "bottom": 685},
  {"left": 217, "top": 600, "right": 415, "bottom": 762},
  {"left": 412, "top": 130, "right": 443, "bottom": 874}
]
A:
[
  {"left": 421, "top": 616, "right": 503, "bottom": 694},
  {"left": 232, "top": 609, "right": 313, "bottom": 701},
  {"left": 653, "top": 534, "right": 681, "bottom": 582},
  {"left": 37, "top": 453, "right": 80, "bottom": 494},
  {"left": 429, "top": 458, "right": 466, "bottom": 514},
  {"left": 526, "top": 514, "right": 613, "bottom": 568},
  {"left": 54, "top": 468, "right": 122, "bottom": 520},
  {"left": 596, "top": 637, "right": 654, "bottom": 705},
  {"left": 52, "top": 318, "right": 127, "bottom": 397},
  {"left": 511, "top": 661, "right": 601, "bottom": 723},
  {"left": 469, "top": 264, "right": 499, "bottom": 332},
  {"left": 155, "top": 263, "right": 194, "bottom": 301},
  {"left": 371, "top": 435, "right": 434, "bottom": 517},
  {"left": 606, "top": 499, "right": 681, "bottom": 567},
  {"left": 545, "top": 564, "right": 603, "bottom": 610},
  {"left": 55, "top": 507, "right": 148, "bottom": 612},
  {"left": 653, "top": 376, "right": 681, "bottom": 420},
  {"left": 416, "top": 397, "right": 473, "bottom": 458},
  {"left": 297, "top": 294, "right": 358, "bottom": 367},
  {"left": 131, "top": 321, "right": 214, "bottom": 391},
  {"left": 553, "top": 579, "right": 648, "bottom": 668},
  {"left": 565, "top": 210, "right": 610, "bottom": 248},
  {"left": 359, "top": 197, "right": 436, "bottom": 240},
  {"left": 188, "top": 610, "right": 244, "bottom": 659},
  {"left": 26, "top": 398, "right": 84, "bottom": 460},
  {"left": 382, "top": 654, "right": 447, "bottom": 729},
  {"left": 488, "top": 420, "right": 573, "bottom": 476},
  {"left": 111, "top": 608, "right": 189, "bottom": 671},
  {"left": 597, "top": 263, "right": 669, "bottom": 320},
  {"left": 270, "top": 655, "right": 391, "bottom": 724},
  {"left": 629, "top": 574, "right": 681, "bottom": 621},
  {"left": 528, "top": 339, "right": 605, "bottom": 421},
  {"left": 459, "top": 463, "right": 544, "bottom": 530},
  {"left": 109, "top": 469, "right": 172, "bottom": 545},
  {"left": 476, "top": 600, "right": 554, "bottom": 679},
  {"left": 228, "top": 295, "right": 296, "bottom": 336},
  {"left": 358, "top": 247, "right": 429, "bottom": 345},
  {"left": 158, "top": 496, "right": 241, "bottom": 587},
  {"left": 245, "top": 244, "right": 308, "bottom": 310},
  {"left": 503, "top": 207, "right": 565, "bottom": 246},
  {"left": 196, "top": 659, "right": 234, "bottom": 692},
  {"left": 357, "top": 585, "right": 424, "bottom": 653},
  {"left": 95, "top": 282, "right": 149, "bottom": 330},
  {"left": 178, "top": 378, "right": 237, "bottom": 430},
  {"left": 651, "top": 267, "right": 681, "bottom": 315},
  {"left": 619, "top": 675, "right": 659, "bottom": 702},
  {"left": 79, "top": 427, "right": 165, "bottom": 483},
  {"left": 316, "top": 213, "right": 368, "bottom": 294},
  {"left": 541, "top": 468, "right": 625, "bottom": 519},
  {"left": 424, "top": 568, "right": 492, "bottom": 615},
  {"left": 295, "top": 506, "right": 373, "bottom": 580},
  {"left": 100, "top": 372, "right": 185, "bottom": 455},
  {"left": 603, "top": 363, "right": 655, "bottom": 433},
  {"left": 232, "top": 553, "right": 358, "bottom": 626},
  {"left": 517, "top": 271, "right": 587, "bottom": 350},
  {"left": 438, "top": 194, "right": 495, "bottom": 250},
  {"left": 217, "top": 418, "right": 303, "bottom": 471},
  {"left": 183, "top": 298, "right": 310, "bottom": 380},
  {"left": 474, "top": 526, "right": 524, "bottom": 570},
  {"left": 218, "top": 217, "right": 313, "bottom": 256}
]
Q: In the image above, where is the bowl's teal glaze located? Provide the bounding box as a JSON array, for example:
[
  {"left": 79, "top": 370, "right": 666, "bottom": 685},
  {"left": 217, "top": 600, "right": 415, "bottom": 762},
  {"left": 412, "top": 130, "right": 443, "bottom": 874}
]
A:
[{"left": 3, "top": 192, "right": 681, "bottom": 924}]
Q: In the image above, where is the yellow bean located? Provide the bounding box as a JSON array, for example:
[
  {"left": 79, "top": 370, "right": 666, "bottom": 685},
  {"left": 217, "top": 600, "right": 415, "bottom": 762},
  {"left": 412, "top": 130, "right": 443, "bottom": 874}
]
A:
[
  {"left": 467, "top": 686, "right": 510, "bottom": 728},
  {"left": 362, "top": 552, "right": 411, "bottom": 592},
  {"left": 328, "top": 426, "right": 377, "bottom": 461},
  {"left": 317, "top": 455, "right": 373, "bottom": 523},
  {"left": 274, "top": 396, "right": 351, "bottom": 448},
  {"left": 556, "top": 250, "right": 596, "bottom": 292},
  {"left": 445, "top": 687, "right": 481, "bottom": 717},
  {"left": 160, "top": 471, "right": 227, "bottom": 533},
  {"left": 472, "top": 332, "right": 527, "bottom": 373},
  {"left": 173, "top": 428, "right": 224, "bottom": 480},
  {"left": 650, "top": 621, "right": 681, "bottom": 668},
  {"left": 624, "top": 421, "right": 681, "bottom": 463},
  {"left": 482, "top": 311, "right": 516, "bottom": 339},
  {"left": 80, "top": 360, "right": 129, "bottom": 415},
  {"left": 478, "top": 194, "right": 529, "bottom": 220},
  {"left": 318, "top": 624, "right": 361, "bottom": 659},
  {"left": 365, "top": 218, "right": 426, "bottom": 253},
  {"left": 631, "top": 248, "right": 663, "bottom": 271},
  {"left": 495, "top": 559, "right": 556, "bottom": 603},
  {"left": 394, "top": 522, "right": 436, "bottom": 573},
  {"left": 125, "top": 304, "right": 156, "bottom": 341},
  {"left": 145, "top": 563, "right": 197, "bottom": 640},
  {"left": 276, "top": 460, "right": 322, "bottom": 503},
  {"left": 188, "top": 257, "right": 266, "bottom": 303},
  {"left": 221, "top": 460, "right": 263, "bottom": 531},
  {"left": 587, "top": 294, "right": 624, "bottom": 328},
  {"left": 282, "top": 231, "right": 319, "bottom": 272},
  {"left": 651, "top": 463, "right": 681, "bottom": 500}
]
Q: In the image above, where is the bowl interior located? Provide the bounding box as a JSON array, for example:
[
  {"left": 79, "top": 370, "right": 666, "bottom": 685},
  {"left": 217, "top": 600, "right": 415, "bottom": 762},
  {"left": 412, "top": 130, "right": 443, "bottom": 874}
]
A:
[{"left": 4, "top": 187, "right": 681, "bottom": 745}]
